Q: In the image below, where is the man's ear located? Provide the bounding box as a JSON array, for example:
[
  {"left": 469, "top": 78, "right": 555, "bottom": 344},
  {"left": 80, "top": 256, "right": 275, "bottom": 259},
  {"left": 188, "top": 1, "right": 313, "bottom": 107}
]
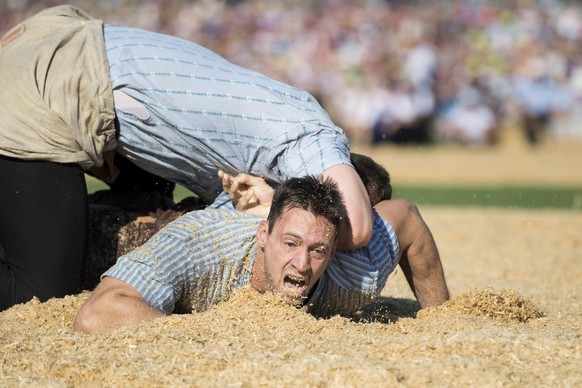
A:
[
  {"left": 326, "top": 241, "right": 337, "bottom": 264},
  {"left": 257, "top": 220, "right": 268, "bottom": 249},
  {"left": 330, "top": 245, "right": 337, "bottom": 259}
]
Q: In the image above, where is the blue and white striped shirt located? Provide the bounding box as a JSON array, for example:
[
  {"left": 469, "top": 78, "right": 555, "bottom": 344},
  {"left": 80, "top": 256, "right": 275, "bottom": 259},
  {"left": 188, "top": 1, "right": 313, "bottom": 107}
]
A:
[
  {"left": 307, "top": 213, "right": 400, "bottom": 317},
  {"left": 104, "top": 26, "right": 351, "bottom": 203},
  {"left": 104, "top": 209, "right": 259, "bottom": 313},
  {"left": 103, "top": 209, "right": 400, "bottom": 315}
]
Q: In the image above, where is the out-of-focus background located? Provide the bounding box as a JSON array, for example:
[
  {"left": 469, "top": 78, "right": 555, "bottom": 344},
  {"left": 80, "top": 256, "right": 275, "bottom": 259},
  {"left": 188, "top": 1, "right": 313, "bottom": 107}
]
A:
[{"left": 2, "top": 0, "right": 582, "bottom": 208}]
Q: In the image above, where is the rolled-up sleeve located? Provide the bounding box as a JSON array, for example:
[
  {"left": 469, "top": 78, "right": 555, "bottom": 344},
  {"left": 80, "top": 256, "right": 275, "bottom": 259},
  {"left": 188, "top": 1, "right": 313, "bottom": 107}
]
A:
[{"left": 103, "top": 232, "right": 190, "bottom": 314}]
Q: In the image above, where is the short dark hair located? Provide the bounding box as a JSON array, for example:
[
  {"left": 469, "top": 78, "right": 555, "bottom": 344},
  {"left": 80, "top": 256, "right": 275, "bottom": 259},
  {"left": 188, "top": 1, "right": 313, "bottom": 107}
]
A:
[
  {"left": 267, "top": 176, "right": 344, "bottom": 240},
  {"left": 350, "top": 153, "right": 392, "bottom": 205}
]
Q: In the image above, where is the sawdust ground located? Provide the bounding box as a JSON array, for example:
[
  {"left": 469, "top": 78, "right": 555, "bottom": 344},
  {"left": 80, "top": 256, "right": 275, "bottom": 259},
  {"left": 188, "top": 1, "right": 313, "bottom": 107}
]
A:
[{"left": 1, "top": 138, "right": 581, "bottom": 387}]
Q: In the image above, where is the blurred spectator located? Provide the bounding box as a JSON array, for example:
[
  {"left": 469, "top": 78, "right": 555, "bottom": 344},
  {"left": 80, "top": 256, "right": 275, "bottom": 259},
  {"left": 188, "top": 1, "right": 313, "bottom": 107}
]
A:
[
  {"left": 511, "top": 74, "right": 572, "bottom": 144},
  {"left": 371, "top": 78, "right": 435, "bottom": 145},
  {"left": 435, "top": 86, "right": 498, "bottom": 147}
]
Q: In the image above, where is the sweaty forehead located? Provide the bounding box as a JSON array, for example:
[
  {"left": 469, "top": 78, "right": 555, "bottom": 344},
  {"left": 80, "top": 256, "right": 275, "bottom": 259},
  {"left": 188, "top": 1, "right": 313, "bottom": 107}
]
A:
[{"left": 274, "top": 208, "right": 336, "bottom": 241}]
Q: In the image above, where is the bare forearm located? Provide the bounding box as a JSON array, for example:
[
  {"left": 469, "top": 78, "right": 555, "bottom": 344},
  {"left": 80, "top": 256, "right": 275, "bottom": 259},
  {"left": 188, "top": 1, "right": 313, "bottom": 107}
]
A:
[
  {"left": 74, "top": 279, "right": 166, "bottom": 334},
  {"left": 416, "top": 274, "right": 449, "bottom": 309},
  {"left": 400, "top": 256, "right": 449, "bottom": 309},
  {"left": 336, "top": 217, "right": 370, "bottom": 250},
  {"left": 376, "top": 200, "right": 449, "bottom": 309},
  {"left": 321, "top": 165, "right": 373, "bottom": 249},
  {"left": 399, "top": 239, "right": 449, "bottom": 309},
  {"left": 74, "top": 294, "right": 165, "bottom": 334}
]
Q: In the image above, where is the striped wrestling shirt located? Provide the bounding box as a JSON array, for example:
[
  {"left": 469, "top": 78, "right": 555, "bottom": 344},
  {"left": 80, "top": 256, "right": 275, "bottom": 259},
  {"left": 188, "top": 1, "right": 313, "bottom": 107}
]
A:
[
  {"left": 103, "top": 209, "right": 400, "bottom": 316},
  {"left": 104, "top": 25, "right": 351, "bottom": 203}
]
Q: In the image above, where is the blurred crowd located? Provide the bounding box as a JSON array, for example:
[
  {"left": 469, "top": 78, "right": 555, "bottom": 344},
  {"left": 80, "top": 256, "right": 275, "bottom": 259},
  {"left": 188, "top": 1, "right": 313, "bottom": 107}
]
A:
[{"left": 3, "top": 0, "right": 582, "bottom": 147}]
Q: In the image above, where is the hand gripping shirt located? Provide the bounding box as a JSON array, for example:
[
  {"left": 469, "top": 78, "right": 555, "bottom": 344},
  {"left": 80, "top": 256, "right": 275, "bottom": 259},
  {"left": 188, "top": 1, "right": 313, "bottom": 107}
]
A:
[
  {"left": 104, "top": 209, "right": 400, "bottom": 316},
  {"left": 103, "top": 26, "right": 351, "bottom": 203}
]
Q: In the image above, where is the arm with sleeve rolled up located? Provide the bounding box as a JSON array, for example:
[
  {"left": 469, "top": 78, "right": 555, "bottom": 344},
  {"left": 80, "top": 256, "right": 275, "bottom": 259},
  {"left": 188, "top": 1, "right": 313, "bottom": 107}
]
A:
[
  {"left": 320, "top": 164, "right": 373, "bottom": 249},
  {"left": 73, "top": 277, "right": 166, "bottom": 334},
  {"left": 373, "top": 199, "right": 449, "bottom": 308}
]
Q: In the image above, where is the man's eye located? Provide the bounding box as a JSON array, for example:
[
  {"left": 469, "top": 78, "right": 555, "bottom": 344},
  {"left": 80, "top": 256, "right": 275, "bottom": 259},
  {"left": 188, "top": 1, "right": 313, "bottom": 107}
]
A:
[{"left": 312, "top": 248, "right": 327, "bottom": 258}]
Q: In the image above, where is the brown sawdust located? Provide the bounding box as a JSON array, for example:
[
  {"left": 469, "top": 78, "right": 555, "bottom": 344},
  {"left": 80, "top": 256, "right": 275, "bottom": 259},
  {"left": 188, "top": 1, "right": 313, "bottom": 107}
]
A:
[{"left": 417, "top": 288, "right": 544, "bottom": 323}]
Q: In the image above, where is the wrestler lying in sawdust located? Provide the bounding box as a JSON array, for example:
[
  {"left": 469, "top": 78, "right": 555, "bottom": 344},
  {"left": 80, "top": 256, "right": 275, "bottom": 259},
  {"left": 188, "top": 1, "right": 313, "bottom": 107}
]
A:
[
  {"left": 77, "top": 153, "right": 452, "bottom": 333},
  {"left": 83, "top": 194, "right": 542, "bottom": 326}
]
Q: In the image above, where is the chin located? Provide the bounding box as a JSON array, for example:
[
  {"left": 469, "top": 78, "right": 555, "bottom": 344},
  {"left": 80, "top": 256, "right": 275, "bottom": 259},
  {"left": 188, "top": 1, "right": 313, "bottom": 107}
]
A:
[
  {"left": 282, "top": 290, "right": 309, "bottom": 307},
  {"left": 288, "top": 298, "right": 305, "bottom": 308}
]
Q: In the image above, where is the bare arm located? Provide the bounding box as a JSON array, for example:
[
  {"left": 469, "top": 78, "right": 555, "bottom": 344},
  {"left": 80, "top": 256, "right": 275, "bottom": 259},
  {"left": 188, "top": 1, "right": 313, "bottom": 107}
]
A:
[
  {"left": 374, "top": 199, "right": 449, "bottom": 308},
  {"left": 320, "top": 164, "right": 373, "bottom": 250},
  {"left": 73, "top": 277, "right": 166, "bottom": 334}
]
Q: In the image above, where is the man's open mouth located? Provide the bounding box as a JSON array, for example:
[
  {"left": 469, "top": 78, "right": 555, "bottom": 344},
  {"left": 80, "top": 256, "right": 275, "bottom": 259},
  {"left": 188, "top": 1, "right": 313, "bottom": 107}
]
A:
[{"left": 284, "top": 275, "right": 306, "bottom": 288}]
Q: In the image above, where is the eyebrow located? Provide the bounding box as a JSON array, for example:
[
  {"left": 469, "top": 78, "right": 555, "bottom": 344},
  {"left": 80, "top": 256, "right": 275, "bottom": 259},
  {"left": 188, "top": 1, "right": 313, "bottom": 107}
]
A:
[{"left": 282, "top": 233, "right": 331, "bottom": 249}]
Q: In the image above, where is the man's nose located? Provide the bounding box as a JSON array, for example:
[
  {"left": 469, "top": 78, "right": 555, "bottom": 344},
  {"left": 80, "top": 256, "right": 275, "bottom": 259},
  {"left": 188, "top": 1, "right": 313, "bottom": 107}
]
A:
[{"left": 292, "top": 250, "right": 311, "bottom": 273}]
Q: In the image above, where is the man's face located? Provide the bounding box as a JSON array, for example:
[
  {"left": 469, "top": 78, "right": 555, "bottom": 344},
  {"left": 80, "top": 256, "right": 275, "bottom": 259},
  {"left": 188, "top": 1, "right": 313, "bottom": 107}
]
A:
[{"left": 255, "top": 207, "right": 337, "bottom": 306}]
